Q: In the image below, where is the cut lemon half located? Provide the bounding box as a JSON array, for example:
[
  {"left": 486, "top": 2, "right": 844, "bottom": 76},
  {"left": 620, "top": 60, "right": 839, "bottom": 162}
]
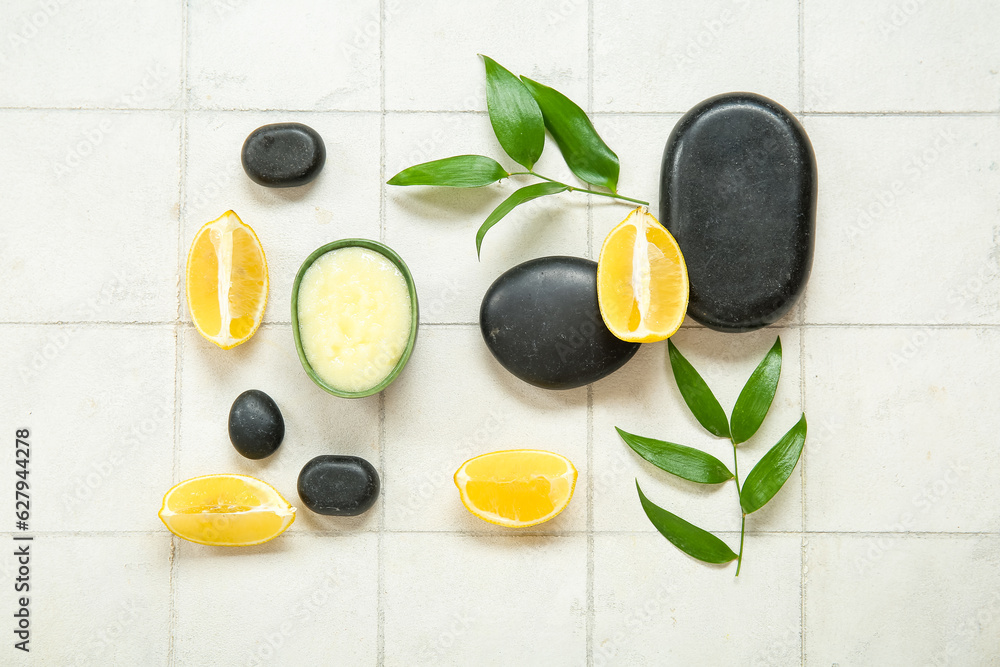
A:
[
  {"left": 158, "top": 474, "right": 295, "bottom": 547},
  {"left": 454, "top": 450, "right": 577, "bottom": 528},
  {"left": 597, "top": 207, "right": 689, "bottom": 343},
  {"left": 186, "top": 210, "right": 268, "bottom": 349}
]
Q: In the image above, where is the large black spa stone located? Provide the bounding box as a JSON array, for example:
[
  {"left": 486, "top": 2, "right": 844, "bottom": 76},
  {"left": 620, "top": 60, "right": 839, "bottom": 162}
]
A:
[
  {"left": 480, "top": 256, "right": 640, "bottom": 390},
  {"left": 241, "top": 122, "right": 326, "bottom": 188},
  {"left": 660, "top": 92, "right": 816, "bottom": 332},
  {"left": 297, "top": 455, "right": 380, "bottom": 517}
]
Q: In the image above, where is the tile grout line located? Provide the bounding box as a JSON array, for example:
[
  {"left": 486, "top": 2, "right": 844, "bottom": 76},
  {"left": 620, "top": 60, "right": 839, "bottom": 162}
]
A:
[
  {"left": 377, "top": 392, "right": 386, "bottom": 667},
  {"left": 377, "top": 1, "right": 386, "bottom": 665},
  {"left": 799, "top": 334, "right": 808, "bottom": 666},
  {"left": 167, "top": 2, "right": 190, "bottom": 665},
  {"left": 798, "top": 0, "right": 805, "bottom": 114},
  {"left": 586, "top": 3, "right": 595, "bottom": 665},
  {"left": 9, "top": 528, "right": 997, "bottom": 538},
  {"left": 167, "top": 329, "right": 183, "bottom": 667},
  {"left": 797, "top": 110, "right": 1000, "bottom": 117},
  {"left": 0, "top": 321, "right": 181, "bottom": 326},
  {"left": 11, "top": 321, "right": 1000, "bottom": 330},
  {"left": 12, "top": 528, "right": 996, "bottom": 539},
  {"left": 586, "top": 0, "right": 595, "bottom": 263},
  {"left": 6, "top": 106, "right": 1000, "bottom": 117},
  {"left": 798, "top": 1, "right": 807, "bottom": 663},
  {"left": 586, "top": 386, "right": 595, "bottom": 667},
  {"left": 800, "top": 318, "right": 808, "bottom": 666}
]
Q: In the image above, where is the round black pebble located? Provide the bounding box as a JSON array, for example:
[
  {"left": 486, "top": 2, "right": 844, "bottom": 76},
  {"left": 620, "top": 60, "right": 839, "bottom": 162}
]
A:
[
  {"left": 241, "top": 122, "right": 326, "bottom": 188},
  {"left": 228, "top": 390, "right": 284, "bottom": 460},
  {"left": 297, "top": 455, "right": 380, "bottom": 516}
]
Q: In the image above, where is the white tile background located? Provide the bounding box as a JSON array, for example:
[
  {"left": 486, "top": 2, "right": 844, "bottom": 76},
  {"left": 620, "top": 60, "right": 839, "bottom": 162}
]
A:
[{"left": 0, "top": 1, "right": 998, "bottom": 665}]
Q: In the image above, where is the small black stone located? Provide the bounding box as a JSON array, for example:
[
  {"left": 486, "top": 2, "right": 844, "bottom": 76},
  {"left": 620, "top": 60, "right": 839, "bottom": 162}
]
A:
[
  {"left": 297, "top": 455, "right": 380, "bottom": 516},
  {"left": 480, "top": 256, "right": 641, "bottom": 390},
  {"left": 660, "top": 92, "right": 817, "bottom": 332},
  {"left": 228, "top": 390, "right": 284, "bottom": 460},
  {"left": 241, "top": 122, "right": 326, "bottom": 188}
]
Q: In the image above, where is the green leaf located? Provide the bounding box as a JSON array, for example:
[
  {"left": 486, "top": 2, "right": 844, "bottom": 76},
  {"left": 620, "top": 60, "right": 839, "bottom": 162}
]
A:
[
  {"left": 475, "top": 181, "right": 568, "bottom": 257},
  {"left": 481, "top": 55, "right": 545, "bottom": 170},
  {"left": 636, "top": 481, "right": 737, "bottom": 564},
  {"left": 387, "top": 155, "right": 508, "bottom": 187},
  {"left": 519, "top": 76, "right": 620, "bottom": 192},
  {"left": 740, "top": 414, "right": 807, "bottom": 514},
  {"left": 616, "top": 427, "right": 733, "bottom": 484},
  {"left": 667, "top": 340, "right": 731, "bottom": 438},
  {"left": 730, "top": 337, "right": 783, "bottom": 445}
]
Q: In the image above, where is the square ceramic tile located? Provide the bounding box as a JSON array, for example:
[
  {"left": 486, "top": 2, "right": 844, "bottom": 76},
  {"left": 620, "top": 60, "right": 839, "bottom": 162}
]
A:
[
  {"left": 593, "top": 533, "right": 802, "bottom": 664},
  {"left": 173, "top": 533, "right": 377, "bottom": 665},
  {"left": 383, "top": 533, "right": 586, "bottom": 665},
  {"left": 804, "top": 116, "right": 1000, "bottom": 325},
  {"left": 0, "top": 1, "right": 181, "bottom": 109},
  {"left": 182, "top": 111, "right": 382, "bottom": 324},
  {"left": 804, "top": 0, "right": 1000, "bottom": 112},
  {"left": 593, "top": 0, "right": 799, "bottom": 113},
  {"left": 188, "top": 0, "right": 380, "bottom": 111},
  {"left": 178, "top": 325, "right": 381, "bottom": 532},
  {"left": 0, "top": 110, "right": 180, "bottom": 322},
  {"left": 804, "top": 327, "right": 1000, "bottom": 534},
  {"left": 592, "top": 327, "right": 803, "bottom": 534},
  {"left": 384, "top": 112, "right": 590, "bottom": 324},
  {"left": 0, "top": 325, "right": 174, "bottom": 532},
  {"left": 805, "top": 534, "right": 1000, "bottom": 664},
  {"left": 384, "top": 0, "right": 588, "bottom": 112},
  {"left": 0, "top": 534, "right": 170, "bottom": 665},
  {"left": 383, "top": 326, "right": 587, "bottom": 532}
]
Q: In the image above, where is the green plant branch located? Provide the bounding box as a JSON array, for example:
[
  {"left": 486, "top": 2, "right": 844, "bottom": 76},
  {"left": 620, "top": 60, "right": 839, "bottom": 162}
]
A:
[
  {"left": 644, "top": 338, "right": 798, "bottom": 575},
  {"left": 730, "top": 439, "right": 746, "bottom": 577},
  {"left": 508, "top": 170, "right": 649, "bottom": 206}
]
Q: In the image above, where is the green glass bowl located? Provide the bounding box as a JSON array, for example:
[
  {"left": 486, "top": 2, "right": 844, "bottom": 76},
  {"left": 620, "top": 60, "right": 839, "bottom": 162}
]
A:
[{"left": 291, "top": 239, "right": 419, "bottom": 398}]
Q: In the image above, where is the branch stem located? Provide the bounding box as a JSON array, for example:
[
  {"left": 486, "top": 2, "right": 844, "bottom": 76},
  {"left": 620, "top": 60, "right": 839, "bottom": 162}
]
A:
[
  {"left": 731, "top": 439, "right": 746, "bottom": 576},
  {"left": 508, "top": 171, "right": 650, "bottom": 206},
  {"left": 567, "top": 186, "right": 649, "bottom": 206},
  {"left": 736, "top": 513, "right": 746, "bottom": 576}
]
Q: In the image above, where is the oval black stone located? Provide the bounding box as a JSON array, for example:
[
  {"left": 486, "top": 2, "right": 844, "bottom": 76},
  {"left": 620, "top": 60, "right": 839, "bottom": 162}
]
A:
[
  {"left": 480, "top": 256, "right": 640, "bottom": 390},
  {"left": 660, "top": 92, "right": 816, "bottom": 332},
  {"left": 241, "top": 122, "right": 326, "bottom": 188},
  {"left": 297, "top": 455, "right": 380, "bottom": 516},
  {"left": 228, "top": 389, "right": 284, "bottom": 460}
]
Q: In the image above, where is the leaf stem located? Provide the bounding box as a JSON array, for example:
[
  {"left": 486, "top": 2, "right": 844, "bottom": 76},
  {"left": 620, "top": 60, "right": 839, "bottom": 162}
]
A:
[
  {"left": 526, "top": 171, "right": 561, "bottom": 184},
  {"left": 731, "top": 438, "right": 746, "bottom": 577},
  {"left": 568, "top": 187, "right": 649, "bottom": 206},
  {"left": 731, "top": 441, "right": 742, "bottom": 495},
  {"left": 508, "top": 171, "right": 650, "bottom": 206},
  {"left": 736, "top": 513, "right": 746, "bottom": 576}
]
